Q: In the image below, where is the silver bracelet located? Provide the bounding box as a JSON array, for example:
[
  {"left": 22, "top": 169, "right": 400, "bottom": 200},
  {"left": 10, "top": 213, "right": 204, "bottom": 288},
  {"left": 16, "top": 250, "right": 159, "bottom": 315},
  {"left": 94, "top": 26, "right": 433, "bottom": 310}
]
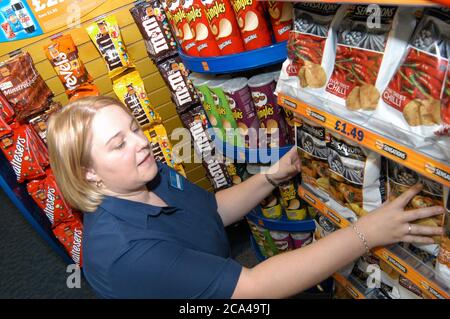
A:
[{"left": 352, "top": 223, "right": 371, "bottom": 254}]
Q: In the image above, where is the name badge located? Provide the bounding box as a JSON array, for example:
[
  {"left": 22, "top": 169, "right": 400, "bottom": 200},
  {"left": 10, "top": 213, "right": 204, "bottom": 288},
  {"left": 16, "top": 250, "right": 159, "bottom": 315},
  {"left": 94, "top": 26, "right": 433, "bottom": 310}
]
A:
[{"left": 169, "top": 170, "right": 184, "bottom": 191}]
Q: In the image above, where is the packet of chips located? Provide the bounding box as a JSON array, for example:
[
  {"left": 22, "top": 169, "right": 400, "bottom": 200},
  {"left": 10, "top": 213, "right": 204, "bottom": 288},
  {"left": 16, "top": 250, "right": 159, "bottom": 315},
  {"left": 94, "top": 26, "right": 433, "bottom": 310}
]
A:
[
  {"left": 143, "top": 123, "right": 186, "bottom": 177},
  {"left": 44, "top": 34, "right": 92, "bottom": 97},
  {"left": 86, "top": 15, "right": 134, "bottom": 79},
  {"left": 113, "top": 70, "right": 161, "bottom": 129}
]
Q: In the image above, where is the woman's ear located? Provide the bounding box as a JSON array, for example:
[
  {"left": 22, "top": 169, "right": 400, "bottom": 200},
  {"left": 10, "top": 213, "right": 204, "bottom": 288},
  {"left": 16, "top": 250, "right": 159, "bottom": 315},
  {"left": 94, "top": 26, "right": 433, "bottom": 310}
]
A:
[{"left": 84, "top": 167, "right": 99, "bottom": 183}]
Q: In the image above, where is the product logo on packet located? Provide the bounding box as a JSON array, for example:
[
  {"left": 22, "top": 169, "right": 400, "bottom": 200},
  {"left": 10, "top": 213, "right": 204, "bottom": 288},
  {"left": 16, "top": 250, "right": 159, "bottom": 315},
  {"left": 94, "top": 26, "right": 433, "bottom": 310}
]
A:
[
  {"left": 231, "top": 0, "right": 253, "bottom": 14},
  {"left": 329, "top": 135, "right": 365, "bottom": 158},
  {"left": 185, "top": 5, "right": 202, "bottom": 23},
  {"left": 167, "top": 69, "right": 193, "bottom": 105},
  {"left": 296, "top": 2, "right": 339, "bottom": 14},
  {"left": 10, "top": 136, "right": 26, "bottom": 181},
  {"left": 424, "top": 163, "right": 450, "bottom": 183},
  {"left": 353, "top": 5, "right": 396, "bottom": 19},
  {"left": 190, "top": 120, "right": 213, "bottom": 155},
  {"left": 232, "top": 109, "right": 243, "bottom": 120},
  {"left": 43, "top": 187, "right": 56, "bottom": 224},
  {"left": 204, "top": 1, "right": 226, "bottom": 22},
  {"left": 205, "top": 156, "right": 229, "bottom": 188},
  {"left": 48, "top": 49, "right": 79, "bottom": 91},
  {"left": 71, "top": 228, "right": 82, "bottom": 265},
  {"left": 123, "top": 87, "right": 150, "bottom": 126},
  {"left": 256, "top": 105, "right": 274, "bottom": 120},
  {"left": 142, "top": 16, "right": 170, "bottom": 54},
  {"left": 95, "top": 21, "right": 123, "bottom": 71},
  {"left": 306, "top": 109, "right": 326, "bottom": 122},
  {"left": 375, "top": 140, "right": 407, "bottom": 160},
  {"left": 301, "top": 123, "right": 325, "bottom": 140}
]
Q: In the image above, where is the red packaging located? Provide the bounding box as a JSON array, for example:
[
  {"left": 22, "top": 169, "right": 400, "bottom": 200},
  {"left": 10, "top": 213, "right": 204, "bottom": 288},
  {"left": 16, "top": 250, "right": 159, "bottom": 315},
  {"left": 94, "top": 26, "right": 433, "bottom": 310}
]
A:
[
  {"left": 27, "top": 169, "right": 74, "bottom": 227},
  {"left": 0, "top": 123, "right": 47, "bottom": 183},
  {"left": 230, "top": 0, "right": 272, "bottom": 50},
  {"left": 184, "top": 0, "right": 220, "bottom": 57},
  {"left": 165, "top": 0, "right": 199, "bottom": 56},
  {"left": 0, "top": 115, "right": 11, "bottom": 139},
  {"left": 28, "top": 102, "right": 62, "bottom": 144},
  {"left": 0, "top": 87, "right": 15, "bottom": 123},
  {"left": 53, "top": 218, "right": 83, "bottom": 266},
  {"left": 201, "top": 0, "right": 245, "bottom": 55},
  {"left": 266, "top": 1, "right": 293, "bottom": 43}
]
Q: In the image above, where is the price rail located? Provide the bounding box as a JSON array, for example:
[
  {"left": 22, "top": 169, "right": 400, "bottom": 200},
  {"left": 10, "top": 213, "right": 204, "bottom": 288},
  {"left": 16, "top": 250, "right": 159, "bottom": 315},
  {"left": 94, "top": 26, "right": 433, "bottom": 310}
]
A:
[
  {"left": 298, "top": 185, "right": 450, "bottom": 300},
  {"left": 278, "top": 93, "right": 450, "bottom": 189},
  {"left": 332, "top": 273, "right": 367, "bottom": 300}
]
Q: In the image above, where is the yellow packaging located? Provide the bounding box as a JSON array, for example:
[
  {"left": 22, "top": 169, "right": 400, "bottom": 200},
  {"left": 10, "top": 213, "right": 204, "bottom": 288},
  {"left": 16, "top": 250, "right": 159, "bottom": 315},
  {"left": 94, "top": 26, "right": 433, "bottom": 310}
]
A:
[
  {"left": 278, "top": 178, "right": 307, "bottom": 221},
  {"left": 144, "top": 124, "right": 186, "bottom": 177},
  {"left": 86, "top": 15, "right": 134, "bottom": 78},
  {"left": 113, "top": 71, "right": 161, "bottom": 129}
]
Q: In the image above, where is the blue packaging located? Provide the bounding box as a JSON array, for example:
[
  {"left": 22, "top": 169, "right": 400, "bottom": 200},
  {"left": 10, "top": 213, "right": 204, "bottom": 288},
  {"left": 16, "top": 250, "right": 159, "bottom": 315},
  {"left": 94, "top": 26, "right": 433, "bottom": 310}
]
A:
[{"left": 2, "top": 7, "right": 23, "bottom": 32}]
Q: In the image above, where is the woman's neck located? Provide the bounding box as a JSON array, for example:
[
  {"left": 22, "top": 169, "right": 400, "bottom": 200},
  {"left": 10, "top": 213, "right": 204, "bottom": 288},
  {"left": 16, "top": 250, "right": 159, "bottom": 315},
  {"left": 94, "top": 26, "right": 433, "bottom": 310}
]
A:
[{"left": 105, "top": 186, "right": 167, "bottom": 207}]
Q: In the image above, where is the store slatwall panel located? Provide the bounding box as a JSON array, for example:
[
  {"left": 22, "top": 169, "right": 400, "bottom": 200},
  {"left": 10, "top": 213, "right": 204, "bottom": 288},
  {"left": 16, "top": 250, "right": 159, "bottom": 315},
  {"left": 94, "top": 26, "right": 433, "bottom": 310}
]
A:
[{"left": 0, "top": 3, "right": 212, "bottom": 192}]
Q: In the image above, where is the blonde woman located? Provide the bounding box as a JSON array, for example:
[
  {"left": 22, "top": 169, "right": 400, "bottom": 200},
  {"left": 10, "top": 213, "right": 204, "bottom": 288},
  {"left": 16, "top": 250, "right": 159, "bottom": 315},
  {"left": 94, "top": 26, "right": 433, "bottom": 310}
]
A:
[{"left": 47, "top": 96, "right": 443, "bottom": 299}]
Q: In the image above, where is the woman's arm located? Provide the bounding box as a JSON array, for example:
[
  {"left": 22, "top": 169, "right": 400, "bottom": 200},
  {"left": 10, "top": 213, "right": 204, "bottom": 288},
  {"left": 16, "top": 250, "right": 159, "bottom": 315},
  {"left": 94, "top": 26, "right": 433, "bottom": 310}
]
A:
[
  {"left": 215, "top": 148, "right": 301, "bottom": 226},
  {"left": 231, "top": 184, "right": 444, "bottom": 298}
]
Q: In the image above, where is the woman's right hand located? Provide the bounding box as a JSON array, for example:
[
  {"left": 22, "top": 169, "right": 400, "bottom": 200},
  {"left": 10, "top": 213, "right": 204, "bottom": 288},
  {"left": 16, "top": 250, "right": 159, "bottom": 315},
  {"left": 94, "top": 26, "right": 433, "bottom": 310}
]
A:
[{"left": 356, "top": 183, "right": 444, "bottom": 249}]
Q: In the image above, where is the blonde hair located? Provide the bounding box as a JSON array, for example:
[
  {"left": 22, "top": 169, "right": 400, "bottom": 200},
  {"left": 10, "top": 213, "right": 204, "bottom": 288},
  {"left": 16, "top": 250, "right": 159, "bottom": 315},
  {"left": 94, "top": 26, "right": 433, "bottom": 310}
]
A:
[{"left": 47, "top": 96, "right": 129, "bottom": 213}]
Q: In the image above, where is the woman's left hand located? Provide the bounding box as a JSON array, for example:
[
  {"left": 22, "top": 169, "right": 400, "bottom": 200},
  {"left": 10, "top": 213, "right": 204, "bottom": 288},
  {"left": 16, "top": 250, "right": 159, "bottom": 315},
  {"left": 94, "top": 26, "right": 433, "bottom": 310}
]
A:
[{"left": 266, "top": 147, "right": 301, "bottom": 185}]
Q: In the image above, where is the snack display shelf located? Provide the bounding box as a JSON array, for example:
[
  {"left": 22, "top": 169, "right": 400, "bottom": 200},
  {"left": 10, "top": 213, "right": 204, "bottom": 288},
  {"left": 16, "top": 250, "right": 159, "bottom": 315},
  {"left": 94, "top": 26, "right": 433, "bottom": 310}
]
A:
[
  {"left": 278, "top": 93, "right": 450, "bottom": 189},
  {"left": 178, "top": 42, "right": 287, "bottom": 74},
  {"left": 298, "top": 184, "right": 450, "bottom": 299},
  {"left": 332, "top": 272, "right": 368, "bottom": 299},
  {"left": 297, "top": 0, "right": 442, "bottom": 5},
  {"left": 246, "top": 207, "right": 316, "bottom": 232},
  {"left": 0, "top": 153, "right": 73, "bottom": 265}
]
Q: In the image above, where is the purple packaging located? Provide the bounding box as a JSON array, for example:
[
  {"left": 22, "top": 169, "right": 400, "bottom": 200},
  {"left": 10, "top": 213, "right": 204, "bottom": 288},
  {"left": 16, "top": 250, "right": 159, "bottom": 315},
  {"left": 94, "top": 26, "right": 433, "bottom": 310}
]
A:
[
  {"left": 248, "top": 73, "right": 289, "bottom": 148},
  {"left": 269, "top": 230, "right": 294, "bottom": 253},
  {"left": 222, "top": 77, "right": 260, "bottom": 148},
  {"left": 290, "top": 232, "right": 313, "bottom": 249}
]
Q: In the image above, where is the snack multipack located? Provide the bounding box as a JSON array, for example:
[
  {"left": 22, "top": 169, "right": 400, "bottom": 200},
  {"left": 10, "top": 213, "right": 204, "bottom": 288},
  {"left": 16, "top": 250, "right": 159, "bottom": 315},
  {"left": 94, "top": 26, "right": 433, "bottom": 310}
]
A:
[
  {"left": 53, "top": 215, "right": 83, "bottom": 266},
  {"left": 44, "top": 34, "right": 92, "bottom": 98},
  {"left": 0, "top": 123, "right": 49, "bottom": 183},
  {"left": 131, "top": 0, "right": 178, "bottom": 62},
  {"left": 179, "top": 104, "right": 232, "bottom": 190},
  {"left": 27, "top": 169, "right": 74, "bottom": 227},
  {"left": 113, "top": 71, "right": 161, "bottom": 129},
  {"left": 369, "top": 8, "right": 450, "bottom": 156},
  {"left": 86, "top": 15, "right": 134, "bottom": 79},
  {"left": 0, "top": 88, "right": 15, "bottom": 123},
  {"left": 0, "top": 52, "right": 53, "bottom": 120},
  {"left": 143, "top": 124, "right": 186, "bottom": 177}
]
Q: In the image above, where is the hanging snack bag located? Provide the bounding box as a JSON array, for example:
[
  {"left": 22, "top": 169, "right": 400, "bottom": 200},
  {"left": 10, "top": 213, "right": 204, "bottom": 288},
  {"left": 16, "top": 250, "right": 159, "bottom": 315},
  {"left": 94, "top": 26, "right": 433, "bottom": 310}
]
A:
[
  {"left": 296, "top": 117, "right": 330, "bottom": 197},
  {"left": 0, "top": 90, "right": 14, "bottom": 123},
  {"left": 201, "top": 0, "right": 245, "bottom": 55},
  {"left": 130, "top": 0, "right": 178, "bottom": 62},
  {"left": 248, "top": 73, "right": 289, "bottom": 148},
  {"left": 222, "top": 77, "right": 260, "bottom": 148},
  {"left": 184, "top": 0, "right": 220, "bottom": 57},
  {"left": 278, "top": 176, "right": 308, "bottom": 221},
  {"left": 143, "top": 124, "right": 186, "bottom": 177},
  {"left": 44, "top": 34, "right": 92, "bottom": 98},
  {"left": 325, "top": 6, "right": 417, "bottom": 117},
  {"left": 180, "top": 104, "right": 232, "bottom": 190},
  {"left": 27, "top": 169, "right": 74, "bottom": 227},
  {"left": 436, "top": 187, "right": 449, "bottom": 289},
  {"left": 27, "top": 101, "right": 62, "bottom": 144},
  {"left": 0, "top": 124, "right": 48, "bottom": 183},
  {"left": 265, "top": 1, "right": 293, "bottom": 43},
  {"left": 157, "top": 55, "right": 200, "bottom": 113},
  {"left": 86, "top": 15, "right": 134, "bottom": 79},
  {"left": 371, "top": 8, "right": 450, "bottom": 150},
  {"left": 68, "top": 83, "right": 101, "bottom": 102},
  {"left": 53, "top": 217, "right": 83, "bottom": 266},
  {"left": 191, "top": 76, "right": 224, "bottom": 139},
  {"left": 327, "top": 132, "right": 385, "bottom": 216},
  {"left": 276, "top": 3, "right": 345, "bottom": 109},
  {"left": 388, "top": 160, "right": 443, "bottom": 241},
  {"left": 0, "top": 52, "right": 53, "bottom": 121},
  {"left": 230, "top": 0, "right": 272, "bottom": 51},
  {"left": 113, "top": 70, "right": 161, "bottom": 129}
]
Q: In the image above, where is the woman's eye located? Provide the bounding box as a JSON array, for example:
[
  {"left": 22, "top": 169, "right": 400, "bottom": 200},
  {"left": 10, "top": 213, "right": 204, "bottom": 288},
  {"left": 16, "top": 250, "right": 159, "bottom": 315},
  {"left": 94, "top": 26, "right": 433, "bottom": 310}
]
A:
[
  {"left": 132, "top": 126, "right": 140, "bottom": 133},
  {"left": 115, "top": 141, "right": 125, "bottom": 149}
]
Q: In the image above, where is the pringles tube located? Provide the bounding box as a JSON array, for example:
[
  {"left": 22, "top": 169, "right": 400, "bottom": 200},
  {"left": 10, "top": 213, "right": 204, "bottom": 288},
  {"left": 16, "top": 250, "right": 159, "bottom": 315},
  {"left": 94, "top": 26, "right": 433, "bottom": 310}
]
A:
[
  {"left": 184, "top": 0, "right": 220, "bottom": 56},
  {"left": 265, "top": 1, "right": 293, "bottom": 43},
  {"left": 164, "top": 0, "right": 199, "bottom": 56},
  {"left": 201, "top": 0, "right": 245, "bottom": 55},
  {"left": 230, "top": 0, "right": 272, "bottom": 50}
]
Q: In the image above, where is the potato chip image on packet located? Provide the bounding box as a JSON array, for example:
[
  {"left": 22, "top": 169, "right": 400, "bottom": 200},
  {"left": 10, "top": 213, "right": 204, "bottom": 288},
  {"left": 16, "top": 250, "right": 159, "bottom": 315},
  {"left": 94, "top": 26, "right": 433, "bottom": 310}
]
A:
[
  {"left": 113, "top": 71, "right": 161, "bottom": 129},
  {"left": 86, "top": 15, "right": 134, "bottom": 78}
]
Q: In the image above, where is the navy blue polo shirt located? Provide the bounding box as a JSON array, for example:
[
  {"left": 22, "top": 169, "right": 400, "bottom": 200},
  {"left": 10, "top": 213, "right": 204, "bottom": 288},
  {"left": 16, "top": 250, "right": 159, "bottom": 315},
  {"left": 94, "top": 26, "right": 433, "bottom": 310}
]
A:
[{"left": 82, "top": 162, "right": 242, "bottom": 299}]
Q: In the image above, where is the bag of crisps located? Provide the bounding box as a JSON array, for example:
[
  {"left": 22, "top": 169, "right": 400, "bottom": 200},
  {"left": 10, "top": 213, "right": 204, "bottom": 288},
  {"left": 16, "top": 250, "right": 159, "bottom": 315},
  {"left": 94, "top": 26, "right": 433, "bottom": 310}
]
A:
[
  {"left": 44, "top": 34, "right": 92, "bottom": 97},
  {"left": 86, "top": 15, "right": 134, "bottom": 79},
  {"left": 143, "top": 123, "right": 186, "bottom": 177},
  {"left": 113, "top": 70, "right": 161, "bottom": 129}
]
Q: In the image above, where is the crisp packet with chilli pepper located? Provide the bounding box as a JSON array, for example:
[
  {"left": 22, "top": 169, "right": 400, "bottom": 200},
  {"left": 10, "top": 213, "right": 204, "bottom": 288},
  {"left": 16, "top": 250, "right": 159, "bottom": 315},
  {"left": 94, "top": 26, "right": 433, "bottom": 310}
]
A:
[
  {"left": 0, "top": 123, "right": 48, "bottom": 183},
  {"left": 27, "top": 169, "right": 74, "bottom": 227},
  {"left": 86, "top": 15, "right": 135, "bottom": 79},
  {"left": 44, "top": 34, "right": 92, "bottom": 98},
  {"left": 113, "top": 70, "right": 161, "bottom": 129},
  {"left": 143, "top": 124, "right": 186, "bottom": 177},
  {"left": 53, "top": 217, "right": 83, "bottom": 266}
]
